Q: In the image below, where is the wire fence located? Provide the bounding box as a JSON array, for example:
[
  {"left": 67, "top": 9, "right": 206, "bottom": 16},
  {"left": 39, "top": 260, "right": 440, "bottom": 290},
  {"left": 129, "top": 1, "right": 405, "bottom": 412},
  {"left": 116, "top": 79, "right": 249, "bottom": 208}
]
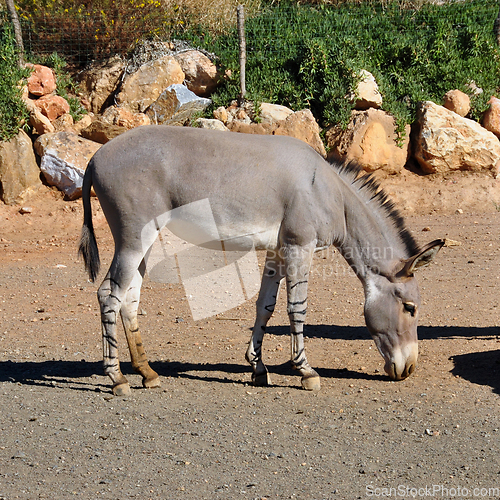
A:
[{"left": 2, "top": 0, "right": 499, "bottom": 69}]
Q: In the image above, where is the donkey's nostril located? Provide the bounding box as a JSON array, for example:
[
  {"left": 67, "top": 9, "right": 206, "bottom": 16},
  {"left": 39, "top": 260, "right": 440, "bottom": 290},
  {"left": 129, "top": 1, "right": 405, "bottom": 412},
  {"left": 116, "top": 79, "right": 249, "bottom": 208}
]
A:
[{"left": 408, "top": 363, "right": 415, "bottom": 375}]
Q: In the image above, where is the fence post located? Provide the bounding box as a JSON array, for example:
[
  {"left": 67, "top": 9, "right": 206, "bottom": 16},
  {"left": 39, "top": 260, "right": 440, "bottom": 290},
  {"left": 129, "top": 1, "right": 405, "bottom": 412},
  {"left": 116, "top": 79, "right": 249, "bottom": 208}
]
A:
[
  {"left": 237, "top": 5, "right": 246, "bottom": 105},
  {"left": 5, "top": 0, "right": 25, "bottom": 66}
]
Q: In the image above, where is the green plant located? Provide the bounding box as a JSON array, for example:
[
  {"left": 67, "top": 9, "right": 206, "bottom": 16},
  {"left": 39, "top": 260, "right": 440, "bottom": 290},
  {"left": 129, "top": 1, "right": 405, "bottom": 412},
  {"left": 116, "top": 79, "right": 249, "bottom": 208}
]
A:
[
  {"left": 182, "top": 0, "right": 500, "bottom": 131},
  {"left": 0, "top": 21, "right": 30, "bottom": 141}
]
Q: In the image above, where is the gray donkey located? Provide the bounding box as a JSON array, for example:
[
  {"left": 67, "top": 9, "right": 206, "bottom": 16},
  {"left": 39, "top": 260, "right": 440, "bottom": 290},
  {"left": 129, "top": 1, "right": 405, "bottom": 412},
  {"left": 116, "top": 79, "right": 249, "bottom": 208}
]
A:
[{"left": 79, "top": 125, "right": 443, "bottom": 396}]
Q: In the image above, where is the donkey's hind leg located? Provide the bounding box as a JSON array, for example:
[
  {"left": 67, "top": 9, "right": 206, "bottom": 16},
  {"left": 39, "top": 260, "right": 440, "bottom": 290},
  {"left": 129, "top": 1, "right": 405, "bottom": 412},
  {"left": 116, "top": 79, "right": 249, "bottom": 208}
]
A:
[
  {"left": 98, "top": 250, "right": 145, "bottom": 396},
  {"left": 246, "top": 251, "right": 285, "bottom": 386},
  {"left": 120, "top": 266, "right": 160, "bottom": 390}
]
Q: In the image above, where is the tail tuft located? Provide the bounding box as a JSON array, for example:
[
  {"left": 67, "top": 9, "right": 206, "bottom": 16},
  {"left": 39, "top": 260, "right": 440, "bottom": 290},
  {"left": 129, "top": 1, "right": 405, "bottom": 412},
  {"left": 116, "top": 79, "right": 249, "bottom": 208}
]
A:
[
  {"left": 78, "top": 223, "right": 100, "bottom": 282},
  {"left": 78, "top": 160, "right": 100, "bottom": 282}
]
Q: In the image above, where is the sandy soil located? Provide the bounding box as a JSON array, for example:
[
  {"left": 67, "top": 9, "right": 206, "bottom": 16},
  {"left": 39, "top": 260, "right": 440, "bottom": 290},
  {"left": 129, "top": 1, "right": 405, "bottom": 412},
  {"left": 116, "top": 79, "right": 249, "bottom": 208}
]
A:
[{"left": 0, "top": 176, "right": 499, "bottom": 500}]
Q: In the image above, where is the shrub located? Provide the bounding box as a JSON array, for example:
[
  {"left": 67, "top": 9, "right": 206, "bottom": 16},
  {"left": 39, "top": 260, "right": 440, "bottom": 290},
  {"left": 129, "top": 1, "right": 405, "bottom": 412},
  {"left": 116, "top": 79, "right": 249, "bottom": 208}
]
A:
[
  {"left": 0, "top": 22, "right": 30, "bottom": 141},
  {"left": 182, "top": 0, "right": 500, "bottom": 132}
]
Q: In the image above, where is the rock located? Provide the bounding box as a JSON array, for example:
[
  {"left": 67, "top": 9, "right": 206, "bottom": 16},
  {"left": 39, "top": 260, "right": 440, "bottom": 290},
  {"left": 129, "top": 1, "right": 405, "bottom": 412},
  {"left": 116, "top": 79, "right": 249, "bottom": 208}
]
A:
[
  {"left": 213, "top": 106, "right": 229, "bottom": 124},
  {"left": 29, "top": 107, "right": 55, "bottom": 135},
  {"left": 352, "top": 70, "right": 383, "bottom": 110},
  {"left": 53, "top": 113, "right": 75, "bottom": 132},
  {"left": 174, "top": 50, "right": 220, "bottom": 97},
  {"left": 72, "top": 115, "right": 94, "bottom": 135},
  {"left": 195, "top": 118, "right": 229, "bottom": 131},
  {"left": 145, "top": 84, "right": 211, "bottom": 125},
  {"left": 414, "top": 101, "right": 500, "bottom": 176},
  {"left": 481, "top": 96, "right": 500, "bottom": 138},
  {"left": 81, "top": 120, "right": 127, "bottom": 144},
  {"left": 227, "top": 106, "right": 326, "bottom": 157},
  {"left": 34, "top": 95, "right": 70, "bottom": 121},
  {"left": 274, "top": 109, "right": 326, "bottom": 157},
  {"left": 26, "top": 64, "right": 56, "bottom": 97},
  {"left": 443, "top": 90, "right": 470, "bottom": 117},
  {"left": 325, "top": 108, "right": 410, "bottom": 174},
  {"left": 0, "top": 130, "right": 42, "bottom": 205},
  {"left": 34, "top": 132, "right": 101, "bottom": 199},
  {"left": 101, "top": 106, "right": 150, "bottom": 129},
  {"left": 259, "top": 103, "right": 294, "bottom": 124},
  {"left": 227, "top": 121, "right": 277, "bottom": 136},
  {"left": 116, "top": 55, "right": 185, "bottom": 113},
  {"left": 78, "top": 55, "right": 125, "bottom": 114}
]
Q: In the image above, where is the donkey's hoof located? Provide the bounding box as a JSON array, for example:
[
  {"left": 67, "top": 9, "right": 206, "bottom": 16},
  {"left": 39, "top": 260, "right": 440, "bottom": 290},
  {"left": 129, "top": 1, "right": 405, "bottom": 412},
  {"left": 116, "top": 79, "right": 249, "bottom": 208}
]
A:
[
  {"left": 301, "top": 375, "right": 321, "bottom": 392},
  {"left": 143, "top": 376, "right": 161, "bottom": 389},
  {"left": 252, "top": 372, "right": 271, "bottom": 386},
  {"left": 112, "top": 382, "right": 131, "bottom": 397}
]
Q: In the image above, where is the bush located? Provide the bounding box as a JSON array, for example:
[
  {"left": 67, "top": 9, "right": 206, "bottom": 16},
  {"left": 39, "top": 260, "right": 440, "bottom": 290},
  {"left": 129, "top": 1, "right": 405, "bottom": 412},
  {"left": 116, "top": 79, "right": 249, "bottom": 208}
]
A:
[
  {"left": 182, "top": 0, "right": 500, "bottom": 132},
  {"left": 0, "top": 22, "right": 30, "bottom": 141}
]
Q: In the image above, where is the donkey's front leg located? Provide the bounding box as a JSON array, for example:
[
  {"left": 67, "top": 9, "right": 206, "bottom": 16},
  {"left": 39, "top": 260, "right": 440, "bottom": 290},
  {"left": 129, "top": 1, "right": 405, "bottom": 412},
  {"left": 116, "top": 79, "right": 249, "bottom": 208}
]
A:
[
  {"left": 284, "top": 244, "right": 321, "bottom": 391},
  {"left": 246, "top": 251, "right": 285, "bottom": 386},
  {"left": 121, "top": 271, "right": 160, "bottom": 390}
]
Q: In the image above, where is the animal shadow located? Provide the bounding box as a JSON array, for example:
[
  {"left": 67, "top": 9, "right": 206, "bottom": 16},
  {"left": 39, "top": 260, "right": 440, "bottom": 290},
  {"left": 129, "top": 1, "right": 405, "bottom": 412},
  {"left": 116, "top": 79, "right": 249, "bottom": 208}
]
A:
[{"left": 451, "top": 349, "right": 500, "bottom": 395}]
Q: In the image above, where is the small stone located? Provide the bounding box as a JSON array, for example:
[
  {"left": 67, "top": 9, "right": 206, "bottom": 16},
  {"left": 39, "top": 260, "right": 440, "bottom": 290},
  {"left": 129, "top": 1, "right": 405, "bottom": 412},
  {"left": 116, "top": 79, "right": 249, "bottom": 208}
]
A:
[{"left": 19, "top": 206, "right": 32, "bottom": 214}]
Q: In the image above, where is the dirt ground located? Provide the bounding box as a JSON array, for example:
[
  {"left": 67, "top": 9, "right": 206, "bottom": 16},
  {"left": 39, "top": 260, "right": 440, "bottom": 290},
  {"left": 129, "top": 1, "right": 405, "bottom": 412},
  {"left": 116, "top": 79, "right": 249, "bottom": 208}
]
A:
[{"left": 0, "top": 173, "right": 499, "bottom": 500}]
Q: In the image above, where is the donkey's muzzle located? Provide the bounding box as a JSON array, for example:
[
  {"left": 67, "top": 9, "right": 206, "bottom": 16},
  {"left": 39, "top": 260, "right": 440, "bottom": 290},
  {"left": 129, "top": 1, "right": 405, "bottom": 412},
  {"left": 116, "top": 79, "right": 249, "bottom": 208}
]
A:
[{"left": 383, "top": 342, "right": 418, "bottom": 381}]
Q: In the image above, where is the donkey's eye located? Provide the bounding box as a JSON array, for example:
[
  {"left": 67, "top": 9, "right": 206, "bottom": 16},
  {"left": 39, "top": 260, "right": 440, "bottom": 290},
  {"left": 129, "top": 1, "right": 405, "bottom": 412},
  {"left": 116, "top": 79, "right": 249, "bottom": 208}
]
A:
[{"left": 403, "top": 302, "right": 416, "bottom": 316}]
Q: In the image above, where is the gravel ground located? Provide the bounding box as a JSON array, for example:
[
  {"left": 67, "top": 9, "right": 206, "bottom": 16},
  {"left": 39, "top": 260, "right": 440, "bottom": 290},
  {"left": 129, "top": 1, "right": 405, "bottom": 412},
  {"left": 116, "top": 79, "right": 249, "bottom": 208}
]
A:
[{"left": 0, "top": 190, "right": 499, "bottom": 500}]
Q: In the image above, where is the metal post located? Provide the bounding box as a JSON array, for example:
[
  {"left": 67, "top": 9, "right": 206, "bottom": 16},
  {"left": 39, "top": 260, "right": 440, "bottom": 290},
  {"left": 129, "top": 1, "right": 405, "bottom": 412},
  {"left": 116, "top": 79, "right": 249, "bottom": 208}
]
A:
[{"left": 237, "top": 5, "right": 246, "bottom": 105}]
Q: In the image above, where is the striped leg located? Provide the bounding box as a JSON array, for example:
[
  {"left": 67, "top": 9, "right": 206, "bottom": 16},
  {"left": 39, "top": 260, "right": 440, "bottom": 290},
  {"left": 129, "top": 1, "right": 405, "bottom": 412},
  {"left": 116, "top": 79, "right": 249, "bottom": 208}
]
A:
[
  {"left": 246, "top": 251, "right": 285, "bottom": 386},
  {"left": 98, "top": 272, "right": 130, "bottom": 396},
  {"left": 120, "top": 269, "right": 160, "bottom": 390},
  {"left": 97, "top": 251, "right": 144, "bottom": 396},
  {"left": 284, "top": 244, "right": 321, "bottom": 391}
]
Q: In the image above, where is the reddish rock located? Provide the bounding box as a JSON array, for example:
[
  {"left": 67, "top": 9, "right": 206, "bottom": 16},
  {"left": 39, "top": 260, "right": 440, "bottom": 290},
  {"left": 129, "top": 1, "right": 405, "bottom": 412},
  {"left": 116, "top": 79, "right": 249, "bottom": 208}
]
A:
[
  {"left": 481, "top": 96, "right": 500, "bottom": 138},
  {"left": 26, "top": 64, "right": 57, "bottom": 97},
  {"left": 34, "top": 95, "right": 70, "bottom": 121}
]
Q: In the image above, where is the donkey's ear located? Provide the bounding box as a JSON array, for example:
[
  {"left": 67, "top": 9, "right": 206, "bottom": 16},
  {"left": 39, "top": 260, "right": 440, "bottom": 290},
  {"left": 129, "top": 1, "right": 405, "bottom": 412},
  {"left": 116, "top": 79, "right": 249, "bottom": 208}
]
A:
[{"left": 399, "top": 239, "right": 445, "bottom": 277}]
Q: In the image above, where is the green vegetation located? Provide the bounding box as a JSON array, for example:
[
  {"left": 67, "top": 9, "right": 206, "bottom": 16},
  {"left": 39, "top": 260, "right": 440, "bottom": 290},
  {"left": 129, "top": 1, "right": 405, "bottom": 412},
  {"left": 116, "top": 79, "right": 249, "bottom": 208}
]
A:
[
  {"left": 0, "top": 23, "right": 29, "bottom": 141},
  {"left": 183, "top": 0, "right": 500, "bottom": 132},
  {"left": 1, "top": 0, "right": 500, "bottom": 139}
]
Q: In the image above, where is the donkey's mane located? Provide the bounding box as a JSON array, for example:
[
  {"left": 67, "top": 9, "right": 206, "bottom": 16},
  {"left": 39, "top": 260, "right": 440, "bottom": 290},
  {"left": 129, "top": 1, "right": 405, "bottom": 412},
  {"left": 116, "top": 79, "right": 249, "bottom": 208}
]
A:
[{"left": 333, "top": 160, "right": 420, "bottom": 257}]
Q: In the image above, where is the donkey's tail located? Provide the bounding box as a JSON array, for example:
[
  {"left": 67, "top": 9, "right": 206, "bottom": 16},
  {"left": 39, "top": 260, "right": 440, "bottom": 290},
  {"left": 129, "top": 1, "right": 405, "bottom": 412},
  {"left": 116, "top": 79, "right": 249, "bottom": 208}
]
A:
[{"left": 78, "top": 159, "right": 100, "bottom": 282}]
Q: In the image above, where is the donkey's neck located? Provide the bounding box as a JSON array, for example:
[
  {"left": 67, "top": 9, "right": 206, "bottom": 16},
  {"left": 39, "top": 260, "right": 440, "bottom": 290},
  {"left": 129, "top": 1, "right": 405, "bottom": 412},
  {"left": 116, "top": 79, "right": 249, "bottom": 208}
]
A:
[{"left": 335, "top": 177, "right": 413, "bottom": 283}]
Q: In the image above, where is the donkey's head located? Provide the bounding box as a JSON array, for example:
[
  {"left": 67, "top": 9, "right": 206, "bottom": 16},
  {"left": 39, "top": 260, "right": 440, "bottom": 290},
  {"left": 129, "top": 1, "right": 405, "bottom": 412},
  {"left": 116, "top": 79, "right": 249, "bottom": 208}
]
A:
[{"left": 363, "top": 239, "right": 444, "bottom": 380}]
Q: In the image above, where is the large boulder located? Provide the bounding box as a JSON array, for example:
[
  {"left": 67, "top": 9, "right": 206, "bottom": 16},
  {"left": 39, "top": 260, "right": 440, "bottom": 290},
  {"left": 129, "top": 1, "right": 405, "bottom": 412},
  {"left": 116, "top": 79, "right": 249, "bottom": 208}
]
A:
[
  {"left": 414, "top": 101, "right": 500, "bottom": 176},
  {"left": 116, "top": 55, "right": 185, "bottom": 113},
  {"left": 145, "top": 84, "right": 211, "bottom": 125},
  {"left": 34, "top": 132, "right": 101, "bottom": 199},
  {"left": 0, "top": 130, "right": 41, "bottom": 205},
  {"left": 325, "top": 108, "right": 409, "bottom": 173},
  {"left": 173, "top": 50, "right": 220, "bottom": 97},
  {"left": 78, "top": 55, "right": 125, "bottom": 114},
  {"left": 26, "top": 64, "right": 56, "bottom": 97}
]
